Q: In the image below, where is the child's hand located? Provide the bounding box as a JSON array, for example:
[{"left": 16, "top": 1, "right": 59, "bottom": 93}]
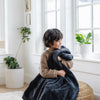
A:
[
  {"left": 58, "top": 56, "right": 62, "bottom": 61},
  {"left": 57, "top": 70, "right": 66, "bottom": 77}
]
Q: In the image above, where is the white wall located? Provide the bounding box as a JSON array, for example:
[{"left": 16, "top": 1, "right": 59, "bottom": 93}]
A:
[
  {"left": 0, "top": 0, "right": 24, "bottom": 85},
  {"left": 5, "top": 0, "right": 24, "bottom": 54},
  {"left": 24, "top": 0, "right": 42, "bottom": 83},
  {"left": 72, "top": 59, "right": 100, "bottom": 99},
  {"left": 0, "top": 63, "right": 5, "bottom": 84}
]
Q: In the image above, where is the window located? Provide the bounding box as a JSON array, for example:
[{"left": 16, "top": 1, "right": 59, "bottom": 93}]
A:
[
  {"left": 43, "top": 0, "right": 72, "bottom": 50},
  {"left": 44, "top": 0, "right": 60, "bottom": 30},
  {"left": 75, "top": 0, "right": 100, "bottom": 55},
  {"left": 0, "top": 0, "right": 5, "bottom": 54},
  {"left": 37, "top": 0, "right": 61, "bottom": 52}
]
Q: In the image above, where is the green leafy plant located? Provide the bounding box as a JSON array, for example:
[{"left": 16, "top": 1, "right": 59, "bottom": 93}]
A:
[
  {"left": 4, "top": 56, "right": 19, "bottom": 69},
  {"left": 75, "top": 32, "right": 92, "bottom": 44},
  {"left": 17, "top": 27, "right": 31, "bottom": 43},
  {"left": 4, "top": 27, "right": 31, "bottom": 69}
]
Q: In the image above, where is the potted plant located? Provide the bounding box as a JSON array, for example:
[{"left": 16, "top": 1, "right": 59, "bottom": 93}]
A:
[
  {"left": 75, "top": 32, "right": 92, "bottom": 58},
  {"left": 4, "top": 27, "right": 31, "bottom": 88}
]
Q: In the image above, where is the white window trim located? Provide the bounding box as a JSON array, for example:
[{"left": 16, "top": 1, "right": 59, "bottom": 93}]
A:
[{"left": 74, "top": 56, "right": 100, "bottom": 63}]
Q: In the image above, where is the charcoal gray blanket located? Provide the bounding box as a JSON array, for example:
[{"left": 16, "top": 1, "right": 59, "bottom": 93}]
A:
[{"left": 22, "top": 46, "right": 79, "bottom": 100}]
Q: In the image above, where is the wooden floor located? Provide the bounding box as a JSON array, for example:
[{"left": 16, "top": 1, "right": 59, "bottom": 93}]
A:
[{"left": 0, "top": 83, "right": 28, "bottom": 93}]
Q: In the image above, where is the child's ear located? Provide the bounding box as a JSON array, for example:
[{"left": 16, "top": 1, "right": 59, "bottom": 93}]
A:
[{"left": 49, "top": 43, "right": 52, "bottom": 47}]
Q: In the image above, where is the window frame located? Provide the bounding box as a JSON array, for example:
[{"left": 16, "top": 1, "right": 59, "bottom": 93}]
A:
[
  {"left": 43, "top": 0, "right": 67, "bottom": 47},
  {"left": 43, "top": 0, "right": 60, "bottom": 30},
  {"left": 74, "top": 0, "right": 100, "bottom": 56}
]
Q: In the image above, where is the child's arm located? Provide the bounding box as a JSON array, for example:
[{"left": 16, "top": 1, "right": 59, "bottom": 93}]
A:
[
  {"left": 40, "top": 53, "right": 57, "bottom": 78},
  {"left": 40, "top": 53, "right": 66, "bottom": 78},
  {"left": 57, "top": 70, "right": 66, "bottom": 77},
  {"left": 58, "top": 56, "right": 73, "bottom": 69}
]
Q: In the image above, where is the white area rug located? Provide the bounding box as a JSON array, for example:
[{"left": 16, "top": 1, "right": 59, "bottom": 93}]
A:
[{"left": 0, "top": 91, "right": 24, "bottom": 100}]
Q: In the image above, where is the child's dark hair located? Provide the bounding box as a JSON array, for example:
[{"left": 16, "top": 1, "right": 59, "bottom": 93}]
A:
[{"left": 43, "top": 28, "right": 63, "bottom": 47}]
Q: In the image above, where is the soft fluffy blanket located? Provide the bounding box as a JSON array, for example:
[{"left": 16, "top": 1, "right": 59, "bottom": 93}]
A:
[{"left": 22, "top": 46, "right": 79, "bottom": 100}]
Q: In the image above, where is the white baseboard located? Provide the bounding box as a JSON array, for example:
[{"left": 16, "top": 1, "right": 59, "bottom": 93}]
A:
[{"left": 94, "top": 93, "right": 100, "bottom": 100}]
